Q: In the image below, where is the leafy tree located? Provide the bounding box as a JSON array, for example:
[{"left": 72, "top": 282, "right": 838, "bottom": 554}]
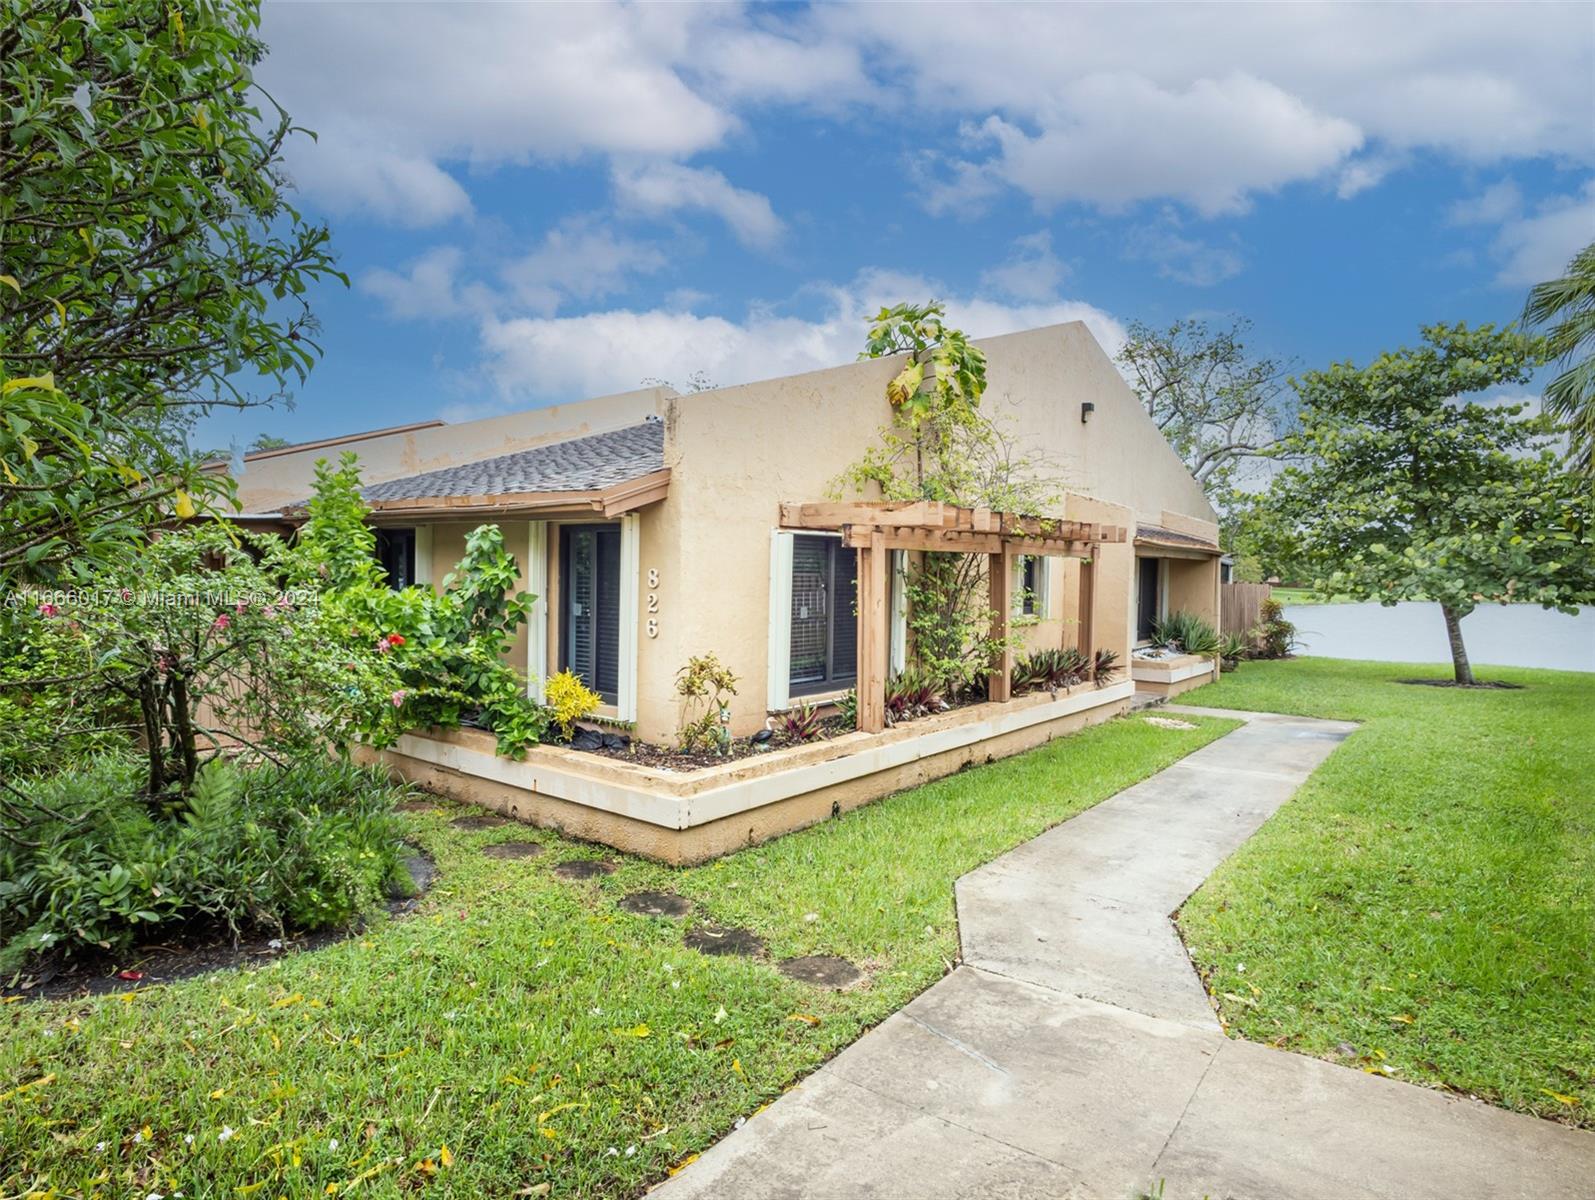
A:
[
  {"left": 248, "top": 433, "right": 292, "bottom": 452},
  {"left": 1522, "top": 239, "right": 1595, "bottom": 474},
  {"left": 0, "top": 0, "right": 340, "bottom": 583},
  {"left": 840, "top": 302, "right": 1062, "bottom": 697},
  {"left": 1253, "top": 323, "right": 1594, "bottom": 685},
  {"left": 1116, "top": 317, "right": 1293, "bottom": 521}
]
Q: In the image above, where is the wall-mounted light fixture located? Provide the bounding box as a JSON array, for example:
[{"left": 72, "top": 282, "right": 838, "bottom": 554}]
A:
[{"left": 1080, "top": 401, "right": 1095, "bottom": 424}]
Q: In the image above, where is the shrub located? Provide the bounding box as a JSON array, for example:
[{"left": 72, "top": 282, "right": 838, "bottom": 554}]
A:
[
  {"left": 834, "top": 689, "right": 859, "bottom": 729},
  {"left": 1252, "top": 598, "right": 1298, "bottom": 659},
  {"left": 1151, "top": 610, "right": 1221, "bottom": 657},
  {"left": 676, "top": 653, "right": 739, "bottom": 754},
  {"left": 0, "top": 755, "right": 409, "bottom": 970},
  {"left": 545, "top": 669, "right": 602, "bottom": 740},
  {"left": 1219, "top": 632, "right": 1251, "bottom": 664},
  {"left": 1092, "top": 647, "right": 1121, "bottom": 684}
]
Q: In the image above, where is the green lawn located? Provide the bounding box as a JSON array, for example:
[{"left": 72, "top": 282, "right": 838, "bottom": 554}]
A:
[
  {"left": 1179, "top": 658, "right": 1595, "bottom": 1127},
  {"left": 1, "top": 712, "right": 1235, "bottom": 1199},
  {"left": 1268, "top": 585, "right": 1352, "bottom": 605}
]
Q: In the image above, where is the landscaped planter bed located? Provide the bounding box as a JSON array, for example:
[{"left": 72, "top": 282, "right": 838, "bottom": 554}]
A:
[{"left": 358, "top": 680, "right": 1135, "bottom": 863}]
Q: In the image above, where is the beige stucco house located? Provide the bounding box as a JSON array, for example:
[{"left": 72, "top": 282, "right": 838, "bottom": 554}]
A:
[{"left": 230, "top": 321, "right": 1222, "bottom": 861}]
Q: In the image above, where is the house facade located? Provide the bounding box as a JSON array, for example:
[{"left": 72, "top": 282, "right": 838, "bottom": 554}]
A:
[{"left": 232, "top": 321, "right": 1222, "bottom": 746}]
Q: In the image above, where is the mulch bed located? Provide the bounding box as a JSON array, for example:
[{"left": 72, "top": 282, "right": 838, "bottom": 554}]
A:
[
  {"left": 3, "top": 852, "right": 438, "bottom": 1003},
  {"left": 1396, "top": 678, "right": 1525, "bottom": 690}
]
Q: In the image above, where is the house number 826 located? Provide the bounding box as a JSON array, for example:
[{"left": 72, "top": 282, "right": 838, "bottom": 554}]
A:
[{"left": 646, "top": 568, "right": 660, "bottom": 637}]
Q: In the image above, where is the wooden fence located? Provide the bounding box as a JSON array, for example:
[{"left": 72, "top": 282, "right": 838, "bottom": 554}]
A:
[{"left": 1220, "top": 582, "right": 1272, "bottom": 636}]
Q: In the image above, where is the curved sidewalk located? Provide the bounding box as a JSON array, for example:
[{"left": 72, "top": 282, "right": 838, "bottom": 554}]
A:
[{"left": 652, "top": 709, "right": 1595, "bottom": 1200}]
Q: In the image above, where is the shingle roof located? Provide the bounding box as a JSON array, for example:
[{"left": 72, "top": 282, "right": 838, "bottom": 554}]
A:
[
  {"left": 360, "top": 420, "right": 664, "bottom": 503},
  {"left": 1134, "top": 523, "right": 1220, "bottom": 553}
]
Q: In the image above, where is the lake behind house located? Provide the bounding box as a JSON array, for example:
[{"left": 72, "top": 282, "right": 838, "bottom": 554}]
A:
[{"left": 1284, "top": 601, "right": 1595, "bottom": 673}]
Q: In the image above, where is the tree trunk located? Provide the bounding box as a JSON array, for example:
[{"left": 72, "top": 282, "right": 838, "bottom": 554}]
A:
[
  {"left": 139, "top": 671, "right": 165, "bottom": 795},
  {"left": 1441, "top": 604, "right": 1474, "bottom": 686}
]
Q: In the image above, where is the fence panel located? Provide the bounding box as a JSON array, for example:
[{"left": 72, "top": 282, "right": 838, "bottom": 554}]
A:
[{"left": 1220, "top": 582, "right": 1272, "bottom": 636}]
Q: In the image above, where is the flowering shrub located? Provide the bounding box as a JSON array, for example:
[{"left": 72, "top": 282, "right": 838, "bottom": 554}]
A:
[
  {"left": 545, "top": 669, "right": 602, "bottom": 740},
  {"left": 292, "top": 454, "right": 552, "bottom": 757}
]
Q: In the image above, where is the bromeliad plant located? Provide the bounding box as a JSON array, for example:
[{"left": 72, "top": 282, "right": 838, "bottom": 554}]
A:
[
  {"left": 1011, "top": 647, "right": 1090, "bottom": 694},
  {"left": 884, "top": 670, "right": 945, "bottom": 724},
  {"left": 775, "top": 701, "right": 824, "bottom": 743}
]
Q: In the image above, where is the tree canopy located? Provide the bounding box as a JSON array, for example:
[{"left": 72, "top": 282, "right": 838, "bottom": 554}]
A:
[
  {"left": 1116, "top": 316, "right": 1293, "bottom": 521},
  {"left": 1523, "top": 239, "right": 1595, "bottom": 474},
  {"left": 1248, "top": 323, "right": 1594, "bottom": 684},
  {"left": 0, "top": 0, "right": 340, "bottom": 582}
]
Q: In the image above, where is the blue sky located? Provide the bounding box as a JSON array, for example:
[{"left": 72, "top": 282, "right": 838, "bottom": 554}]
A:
[{"left": 201, "top": 2, "right": 1595, "bottom": 453}]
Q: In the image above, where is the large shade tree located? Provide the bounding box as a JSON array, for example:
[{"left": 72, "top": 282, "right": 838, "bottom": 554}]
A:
[
  {"left": 0, "top": 0, "right": 340, "bottom": 583},
  {"left": 1252, "top": 323, "right": 1594, "bottom": 685},
  {"left": 1116, "top": 316, "right": 1294, "bottom": 523},
  {"left": 1523, "top": 239, "right": 1595, "bottom": 474}
]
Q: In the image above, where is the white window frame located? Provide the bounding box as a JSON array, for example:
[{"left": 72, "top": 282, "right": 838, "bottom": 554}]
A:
[
  {"left": 617, "top": 513, "right": 640, "bottom": 723},
  {"left": 889, "top": 549, "right": 908, "bottom": 678},
  {"left": 413, "top": 525, "right": 433, "bottom": 588},
  {"left": 1013, "top": 554, "right": 1051, "bottom": 620},
  {"left": 526, "top": 521, "right": 549, "bottom": 702}
]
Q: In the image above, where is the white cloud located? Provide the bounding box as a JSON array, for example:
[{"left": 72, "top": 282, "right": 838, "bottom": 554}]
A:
[
  {"left": 969, "top": 73, "right": 1363, "bottom": 217},
  {"left": 360, "top": 247, "right": 474, "bottom": 320},
  {"left": 1448, "top": 180, "right": 1523, "bottom": 227},
  {"left": 474, "top": 270, "right": 1125, "bottom": 405},
  {"left": 500, "top": 219, "right": 669, "bottom": 314},
  {"left": 821, "top": 4, "right": 1593, "bottom": 211},
  {"left": 1492, "top": 182, "right": 1595, "bottom": 287},
  {"left": 258, "top": 3, "right": 1593, "bottom": 228},
  {"left": 612, "top": 162, "right": 784, "bottom": 249},
  {"left": 1123, "top": 218, "right": 1245, "bottom": 287},
  {"left": 981, "top": 232, "right": 1067, "bottom": 301}
]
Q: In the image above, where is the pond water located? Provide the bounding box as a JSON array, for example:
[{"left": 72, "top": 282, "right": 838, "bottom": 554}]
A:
[{"left": 1283, "top": 602, "right": 1595, "bottom": 673}]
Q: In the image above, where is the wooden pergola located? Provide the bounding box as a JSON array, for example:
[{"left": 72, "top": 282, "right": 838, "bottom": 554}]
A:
[{"left": 779, "top": 501, "right": 1128, "bottom": 732}]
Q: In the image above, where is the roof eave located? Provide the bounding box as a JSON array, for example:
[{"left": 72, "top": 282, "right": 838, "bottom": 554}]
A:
[{"left": 285, "top": 468, "right": 672, "bottom": 524}]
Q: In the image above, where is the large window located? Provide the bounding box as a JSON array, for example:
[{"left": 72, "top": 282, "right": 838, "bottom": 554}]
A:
[
  {"left": 374, "top": 528, "right": 415, "bottom": 590},
  {"left": 789, "top": 534, "right": 858, "bottom": 696},
  {"left": 561, "top": 524, "right": 622, "bottom": 704}
]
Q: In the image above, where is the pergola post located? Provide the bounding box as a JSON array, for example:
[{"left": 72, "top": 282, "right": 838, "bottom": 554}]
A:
[
  {"left": 856, "top": 530, "right": 888, "bottom": 732},
  {"left": 987, "top": 548, "right": 1013, "bottom": 702},
  {"left": 1080, "top": 551, "right": 1096, "bottom": 681}
]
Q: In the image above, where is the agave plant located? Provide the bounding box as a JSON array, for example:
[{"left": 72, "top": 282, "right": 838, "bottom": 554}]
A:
[
  {"left": 1151, "top": 610, "right": 1221, "bottom": 657},
  {"left": 1219, "top": 632, "right": 1250, "bottom": 669}
]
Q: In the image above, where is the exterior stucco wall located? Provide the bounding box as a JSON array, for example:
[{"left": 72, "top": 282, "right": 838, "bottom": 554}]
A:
[
  {"left": 1164, "top": 557, "right": 1221, "bottom": 627},
  {"left": 661, "top": 321, "right": 1205, "bottom": 739}
]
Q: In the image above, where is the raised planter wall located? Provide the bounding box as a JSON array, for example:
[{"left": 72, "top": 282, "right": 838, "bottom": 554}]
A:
[
  {"left": 359, "top": 680, "right": 1134, "bottom": 864},
  {"left": 1131, "top": 653, "right": 1216, "bottom": 699}
]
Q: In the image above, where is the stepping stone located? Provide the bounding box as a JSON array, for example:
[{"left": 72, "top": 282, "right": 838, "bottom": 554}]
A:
[
  {"left": 482, "top": 842, "right": 544, "bottom": 860},
  {"left": 778, "top": 955, "right": 864, "bottom": 989},
  {"left": 618, "top": 890, "right": 692, "bottom": 918},
  {"left": 553, "top": 858, "right": 617, "bottom": 880},
  {"left": 396, "top": 799, "right": 440, "bottom": 813},
  {"left": 450, "top": 813, "right": 509, "bottom": 830},
  {"left": 685, "top": 925, "right": 766, "bottom": 958}
]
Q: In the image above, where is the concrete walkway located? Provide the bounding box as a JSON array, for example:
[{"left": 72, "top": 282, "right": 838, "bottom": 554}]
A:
[{"left": 653, "top": 710, "right": 1595, "bottom": 1199}]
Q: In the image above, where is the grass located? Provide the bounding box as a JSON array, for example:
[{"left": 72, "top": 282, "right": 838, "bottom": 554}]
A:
[
  {"left": 1179, "top": 658, "right": 1595, "bottom": 1127},
  {"left": 1, "top": 712, "right": 1234, "bottom": 1199},
  {"left": 1268, "top": 585, "right": 1353, "bottom": 605}
]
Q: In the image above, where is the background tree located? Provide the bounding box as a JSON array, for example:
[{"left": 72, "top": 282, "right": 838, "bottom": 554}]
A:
[
  {"left": 1116, "top": 317, "right": 1294, "bottom": 526},
  {"left": 1522, "top": 240, "right": 1595, "bottom": 474},
  {"left": 0, "top": 0, "right": 340, "bottom": 582},
  {"left": 1251, "top": 323, "right": 1594, "bottom": 685}
]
